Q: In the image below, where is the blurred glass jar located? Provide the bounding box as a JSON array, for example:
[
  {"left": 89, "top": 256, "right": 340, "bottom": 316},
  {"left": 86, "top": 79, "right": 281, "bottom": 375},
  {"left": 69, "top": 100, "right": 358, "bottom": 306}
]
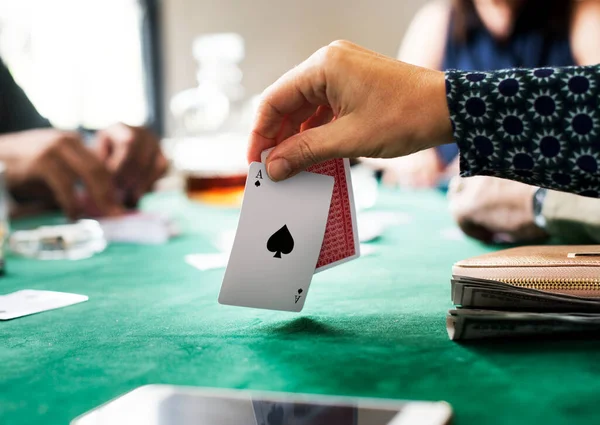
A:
[{"left": 170, "top": 33, "right": 256, "bottom": 206}]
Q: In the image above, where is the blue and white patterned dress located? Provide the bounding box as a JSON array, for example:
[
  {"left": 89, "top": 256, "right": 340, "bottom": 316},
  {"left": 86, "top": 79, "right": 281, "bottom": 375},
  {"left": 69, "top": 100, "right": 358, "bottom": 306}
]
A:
[{"left": 446, "top": 65, "right": 600, "bottom": 197}]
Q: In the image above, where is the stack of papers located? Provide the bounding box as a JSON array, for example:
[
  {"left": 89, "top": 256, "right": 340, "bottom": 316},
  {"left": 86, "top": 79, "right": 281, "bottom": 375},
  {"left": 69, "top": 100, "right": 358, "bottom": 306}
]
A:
[{"left": 447, "top": 276, "right": 600, "bottom": 340}]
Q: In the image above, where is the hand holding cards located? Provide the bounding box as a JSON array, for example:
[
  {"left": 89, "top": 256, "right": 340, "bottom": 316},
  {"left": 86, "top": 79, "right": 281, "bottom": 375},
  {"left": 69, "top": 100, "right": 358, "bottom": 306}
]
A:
[{"left": 219, "top": 157, "right": 359, "bottom": 312}]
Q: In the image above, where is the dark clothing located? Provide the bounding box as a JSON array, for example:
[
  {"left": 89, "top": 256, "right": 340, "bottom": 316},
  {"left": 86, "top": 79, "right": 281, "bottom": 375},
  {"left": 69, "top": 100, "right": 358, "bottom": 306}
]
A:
[
  {"left": 0, "top": 58, "right": 50, "bottom": 134},
  {"left": 438, "top": 14, "right": 575, "bottom": 165},
  {"left": 445, "top": 64, "right": 600, "bottom": 197}
]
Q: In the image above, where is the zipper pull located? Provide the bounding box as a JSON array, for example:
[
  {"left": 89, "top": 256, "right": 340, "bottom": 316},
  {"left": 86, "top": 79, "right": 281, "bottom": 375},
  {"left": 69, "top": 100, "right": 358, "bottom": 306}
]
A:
[{"left": 567, "top": 252, "right": 600, "bottom": 258}]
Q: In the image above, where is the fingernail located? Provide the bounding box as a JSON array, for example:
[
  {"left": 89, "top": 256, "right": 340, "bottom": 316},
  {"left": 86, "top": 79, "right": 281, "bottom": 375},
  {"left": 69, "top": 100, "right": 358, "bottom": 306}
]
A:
[{"left": 267, "top": 158, "right": 292, "bottom": 181}]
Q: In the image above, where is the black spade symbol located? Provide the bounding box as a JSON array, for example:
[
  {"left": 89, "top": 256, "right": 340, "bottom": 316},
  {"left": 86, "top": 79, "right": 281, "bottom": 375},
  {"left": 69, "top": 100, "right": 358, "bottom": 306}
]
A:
[
  {"left": 267, "top": 225, "right": 294, "bottom": 258},
  {"left": 297, "top": 289, "right": 303, "bottom": 294},
  {"left": 255, "top": 180, "right": 261, "bottom": 187}
]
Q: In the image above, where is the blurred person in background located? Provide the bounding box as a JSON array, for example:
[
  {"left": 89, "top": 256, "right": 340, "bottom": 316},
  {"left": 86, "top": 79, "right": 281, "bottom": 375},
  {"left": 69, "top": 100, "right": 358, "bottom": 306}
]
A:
[
  {"left": 367, "top": 0, "right": 600, "bottom": 188},
  {"left": 369, "top": 0, "right": 600, "bottom": 245},
  {"left": 0, "top": 57, "right": 167, "bottom": 219}
]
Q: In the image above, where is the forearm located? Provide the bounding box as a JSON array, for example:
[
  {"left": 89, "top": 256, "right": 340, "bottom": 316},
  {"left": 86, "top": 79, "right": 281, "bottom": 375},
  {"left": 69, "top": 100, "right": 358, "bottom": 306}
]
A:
[{"left": 446, "top": 65, "right": 600, "bottom": 197}]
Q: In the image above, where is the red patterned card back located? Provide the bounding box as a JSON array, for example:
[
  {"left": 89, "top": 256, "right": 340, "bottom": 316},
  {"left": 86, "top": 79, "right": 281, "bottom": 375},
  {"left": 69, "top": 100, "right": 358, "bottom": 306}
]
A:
[{"left": 307, "top": 159, "right": 358, "bottom": 270}]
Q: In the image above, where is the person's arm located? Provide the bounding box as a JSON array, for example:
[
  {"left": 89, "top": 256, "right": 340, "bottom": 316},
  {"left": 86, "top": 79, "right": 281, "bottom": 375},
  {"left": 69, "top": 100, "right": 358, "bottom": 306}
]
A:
[
  {"left": 397, "top": 0, "right": 450, "bottom": 69},
  {"left": 570, "top": 0, "right": 600, "bottom": 65},
  {"left": 446, "top": 64, "right": 600, "bottom": 196},
  {"left": 248, "top": 41, "right": 600, "bottom": 197},
  {"left": 0, "top": 58, "right": 51, "bottom": 133}
]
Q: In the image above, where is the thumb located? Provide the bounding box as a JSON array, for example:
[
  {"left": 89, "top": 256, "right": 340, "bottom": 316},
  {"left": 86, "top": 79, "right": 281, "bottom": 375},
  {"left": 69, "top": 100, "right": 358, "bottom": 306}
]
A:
[{"left": 265, "top": 117, "right": 359, "bottom": 181}]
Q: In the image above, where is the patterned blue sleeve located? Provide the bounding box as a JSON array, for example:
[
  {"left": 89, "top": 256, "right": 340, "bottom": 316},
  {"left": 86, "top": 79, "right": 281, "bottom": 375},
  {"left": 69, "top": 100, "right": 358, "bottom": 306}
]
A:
[{"left": 445, "top": 65, "right": 600, "bottom": 197}]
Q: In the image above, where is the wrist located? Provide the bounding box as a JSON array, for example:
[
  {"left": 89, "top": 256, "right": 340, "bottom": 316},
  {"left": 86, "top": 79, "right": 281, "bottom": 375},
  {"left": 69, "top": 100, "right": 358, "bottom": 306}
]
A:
[{"left": 415, "top": 69, "right": 454, "bottom": 151}]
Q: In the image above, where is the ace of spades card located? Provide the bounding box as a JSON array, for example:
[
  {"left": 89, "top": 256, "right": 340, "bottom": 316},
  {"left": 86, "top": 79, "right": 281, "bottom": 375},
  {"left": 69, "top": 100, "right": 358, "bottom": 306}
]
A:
[{"left": 219, "top": 162, "right": 334, "bottom": 312}]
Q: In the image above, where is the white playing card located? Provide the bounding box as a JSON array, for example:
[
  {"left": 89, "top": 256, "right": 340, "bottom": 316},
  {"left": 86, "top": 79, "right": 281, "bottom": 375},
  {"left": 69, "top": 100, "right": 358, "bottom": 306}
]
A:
[
  {"left": 0, "top": 289, "right": 88, "bottom": 320},
  {"left": 219, "top": 162, "right": 334, "bottom": 312},
  {"left": 97, "top": 212, "right": 178, "bottom": 245},
  {"left": 185, "top": 253, "right": 229, "bottom": 271}
]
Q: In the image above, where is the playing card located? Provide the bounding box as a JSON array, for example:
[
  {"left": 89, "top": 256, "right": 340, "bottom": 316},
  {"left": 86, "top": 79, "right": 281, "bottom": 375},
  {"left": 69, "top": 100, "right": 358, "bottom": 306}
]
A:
[
  {"left": 185, "top": 253, "right": 229, "bottom": 271},
  {"left": 0, "top": 289, "right": 88, "bottom": 320},
  {"left": 261, "top": 149, "right": 359, "bottom": 273},
  {"left": 97, "top": 212, "right": 178, "bottom": 245},
  {"left": 219, "top": 162, "right": 334, "bottom": 312}
]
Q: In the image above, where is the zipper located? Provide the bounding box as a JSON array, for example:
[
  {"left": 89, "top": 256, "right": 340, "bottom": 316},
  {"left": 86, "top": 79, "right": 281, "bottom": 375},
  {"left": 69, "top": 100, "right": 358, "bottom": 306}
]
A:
[{"left": 494, "top": 277, "right": 600, "bottom": 291}]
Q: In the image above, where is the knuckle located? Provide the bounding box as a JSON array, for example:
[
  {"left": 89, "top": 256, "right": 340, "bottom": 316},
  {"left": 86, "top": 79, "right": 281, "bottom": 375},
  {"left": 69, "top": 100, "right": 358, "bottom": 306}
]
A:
[
  {"left": 318, "top": 41, "right": 354, "bottom": 70},
  {"left": 43, "top": 137, "right": 67, "bottom": 157},
  {"left": 313, "top": 44, "right": 340, "bottom": 67},
  {"left": 257, "top": 94, "right": 274, "bottom": 115},
  {"left": 42, "top": 143, "right": 59, "bottom": 158},
  {"left": 41, "top": 132, "right": 79, "bottom": 161},
  {"left": 56, "top": 131, "right": 78, "bottom": 145},
  {"left": 323, "top": 45, "right": 342, "bottom": 65},
  {"left": 296, "top": 136, "right": 320, "bottom": 166},
  {"left": 122, "top": 131, "right": 136, "bottom": 146},
  {"left": 112, "top": 125, "right": 137, "bottom": 146},
  {"left": 313, "top": 46, "right": 329, "bottom": 60},
  {"left": 328, "top": 39, "right": 352, "bottom": 49}
]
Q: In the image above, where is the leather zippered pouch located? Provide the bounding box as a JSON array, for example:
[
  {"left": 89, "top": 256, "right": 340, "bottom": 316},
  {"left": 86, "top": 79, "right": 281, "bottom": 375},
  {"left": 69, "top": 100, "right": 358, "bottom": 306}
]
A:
[{"left": 453, "top": 245, "right": 600, "bottom": 298}]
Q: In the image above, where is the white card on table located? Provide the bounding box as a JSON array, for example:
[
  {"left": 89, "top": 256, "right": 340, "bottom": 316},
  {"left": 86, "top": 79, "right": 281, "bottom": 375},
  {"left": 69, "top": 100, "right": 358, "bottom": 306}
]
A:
[
  {"left": 219, "top": 162, "right": 334, "bottom": 312},
  {"left": 0, "top": 289, "right": 88, "bottom": 320},
  {"left": 185, "top": 253, "right": 229, "bottom": 271}
]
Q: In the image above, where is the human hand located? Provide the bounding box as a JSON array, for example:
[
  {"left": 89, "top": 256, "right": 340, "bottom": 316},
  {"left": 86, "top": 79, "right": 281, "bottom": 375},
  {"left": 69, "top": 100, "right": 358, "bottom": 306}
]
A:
[
  {"left": 247, "top": 40, "right": 453, "bottom": 181},
  {"left": 448, "top": 176, "right": 548, "bottom": 243},
  {"left": 94, "top": 123, "right": 167, "bottom": 205},
  {"left": 0, "top": 129, "right": 120, "bottom": 219}
]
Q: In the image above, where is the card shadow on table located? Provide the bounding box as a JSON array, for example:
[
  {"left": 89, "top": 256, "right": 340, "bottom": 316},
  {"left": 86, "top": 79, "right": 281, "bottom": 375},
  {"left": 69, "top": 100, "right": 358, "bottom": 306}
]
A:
[
  {"left": 231, "top": 314, "right": 456, "bottom": 399},
  {"left": 253, "top": 316, "right": 600, "bottom": 362},
  {"left": 253, "top": 314, "right": 441, "bottom": 344},
  {"left": 257, "top": 317, "right": 351, "bottom": 337}
]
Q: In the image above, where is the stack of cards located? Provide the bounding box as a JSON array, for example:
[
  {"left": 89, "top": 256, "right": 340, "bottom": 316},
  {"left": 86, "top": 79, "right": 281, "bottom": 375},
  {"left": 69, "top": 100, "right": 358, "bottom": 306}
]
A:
[{"left": 218, "top": 153, "right": 360, "bottom": 312}]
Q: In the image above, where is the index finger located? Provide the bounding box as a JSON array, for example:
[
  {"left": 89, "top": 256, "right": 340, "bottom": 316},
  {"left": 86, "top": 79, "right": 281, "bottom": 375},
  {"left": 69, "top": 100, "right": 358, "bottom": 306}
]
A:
[{"left": 247, "top": 48, "right": 329, "bottom": 163}]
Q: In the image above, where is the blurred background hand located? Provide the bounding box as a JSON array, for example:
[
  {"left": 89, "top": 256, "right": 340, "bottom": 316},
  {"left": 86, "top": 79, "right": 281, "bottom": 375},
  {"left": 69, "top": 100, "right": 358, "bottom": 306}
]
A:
[
  {"left": 448, "top": 176, "right": 548, "bottom": 244},
  {"left": 0, "top": 129, "right": 121, "bottom": 219},
  {"left": 93, "top": 123, "right": 167, "bottom": 207}
]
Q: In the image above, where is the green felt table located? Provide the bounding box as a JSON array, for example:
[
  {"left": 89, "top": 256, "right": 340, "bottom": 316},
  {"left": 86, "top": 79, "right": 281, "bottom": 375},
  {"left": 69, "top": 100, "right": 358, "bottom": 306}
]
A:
[{"left": 2, "top": 189, "right": 600, "bottom": 425}]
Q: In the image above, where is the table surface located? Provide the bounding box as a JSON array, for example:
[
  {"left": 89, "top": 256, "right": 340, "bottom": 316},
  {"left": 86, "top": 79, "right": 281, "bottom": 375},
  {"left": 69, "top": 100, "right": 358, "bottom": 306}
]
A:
[{"left": 2, "top": 189, "right": 599, "bottom": 425}]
